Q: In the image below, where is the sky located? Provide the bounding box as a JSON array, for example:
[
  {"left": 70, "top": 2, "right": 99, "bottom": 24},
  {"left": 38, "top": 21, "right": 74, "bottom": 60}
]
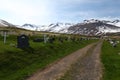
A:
[{"left": 0, "top": 0, "right": 120, "bottom": 25}]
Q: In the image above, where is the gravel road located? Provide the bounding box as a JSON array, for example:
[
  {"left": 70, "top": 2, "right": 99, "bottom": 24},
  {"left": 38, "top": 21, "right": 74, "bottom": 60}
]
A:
[{"left": 26, "top": 41, "right": 102, "bottom": 80}]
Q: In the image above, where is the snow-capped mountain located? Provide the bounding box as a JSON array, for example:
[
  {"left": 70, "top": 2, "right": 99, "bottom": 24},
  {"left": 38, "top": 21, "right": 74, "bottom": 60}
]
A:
[
  {"left": 20, "top": 19, "right": 120, "bottom": 35},
  {"left": 68, "top": 19, "right": 120, "bottom": 36},
  {"left": 21, "top": 23, "right": 74, "bottom": 33}
]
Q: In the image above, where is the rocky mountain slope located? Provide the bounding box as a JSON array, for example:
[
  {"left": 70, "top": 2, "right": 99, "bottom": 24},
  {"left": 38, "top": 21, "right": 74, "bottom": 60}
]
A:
[{"left": 68, "top": 19, "right": 120, "bottom": 36}]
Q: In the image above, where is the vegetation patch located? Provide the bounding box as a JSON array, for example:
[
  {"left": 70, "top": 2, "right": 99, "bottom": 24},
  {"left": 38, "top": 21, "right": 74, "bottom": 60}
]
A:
[{"left": 101, "top": 40, "right": 120, "bottom": 80}]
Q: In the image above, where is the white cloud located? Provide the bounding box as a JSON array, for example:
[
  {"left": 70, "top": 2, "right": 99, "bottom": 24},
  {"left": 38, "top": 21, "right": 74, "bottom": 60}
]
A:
[{"left": 0, "top": 0, "right": 54, "bottom": 24}]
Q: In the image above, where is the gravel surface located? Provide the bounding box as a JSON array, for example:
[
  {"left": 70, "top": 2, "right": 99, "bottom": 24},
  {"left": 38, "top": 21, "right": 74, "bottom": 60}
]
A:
[
  {"left": 60, "top": 41, "right": 103, "bottom": 80},
  {"left": 26, "top": 42, "right": 97, "bottom": 80}
]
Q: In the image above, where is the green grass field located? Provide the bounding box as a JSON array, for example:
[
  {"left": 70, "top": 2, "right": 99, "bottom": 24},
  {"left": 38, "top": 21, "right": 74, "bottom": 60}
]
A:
[
  {"left": 101, "top": 40, "right": 120, "bottom": 80},
  {"left": 0, "top": 35, "right": 97, "bottom": 80}
]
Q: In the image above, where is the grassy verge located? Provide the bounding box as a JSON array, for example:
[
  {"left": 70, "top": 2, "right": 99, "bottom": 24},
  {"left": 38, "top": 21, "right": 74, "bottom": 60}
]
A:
[
  {"left": 101, "top": 41, "right": 120, "bottom": 80},
  {"left": 0, "top": 37, "right": 97, "bottom": 80}
]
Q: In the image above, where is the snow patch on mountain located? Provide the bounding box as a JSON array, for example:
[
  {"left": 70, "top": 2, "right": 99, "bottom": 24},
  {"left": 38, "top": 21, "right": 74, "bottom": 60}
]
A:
[
  {"left": 107, "top": 21, "right": 120, "bottom": 27},
  {"left": 98, "top": 26, "right": 120, "bottom": 33}
]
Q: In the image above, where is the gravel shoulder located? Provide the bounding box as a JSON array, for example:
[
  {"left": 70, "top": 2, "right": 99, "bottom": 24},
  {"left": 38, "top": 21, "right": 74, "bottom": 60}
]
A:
[{"left": 26, "top": 43, "right": 96, "bottom": 80}]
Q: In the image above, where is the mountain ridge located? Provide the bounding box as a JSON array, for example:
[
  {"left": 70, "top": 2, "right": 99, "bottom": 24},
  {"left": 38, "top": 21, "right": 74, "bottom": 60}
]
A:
[{"left": 0, "top": 19, "right": 120, "bottom": 36}]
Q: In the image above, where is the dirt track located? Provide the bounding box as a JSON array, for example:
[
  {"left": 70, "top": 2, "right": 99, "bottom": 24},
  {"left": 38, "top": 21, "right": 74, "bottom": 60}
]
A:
[{"left": 27, "top": 41, "right": 103, "bottom": 80}]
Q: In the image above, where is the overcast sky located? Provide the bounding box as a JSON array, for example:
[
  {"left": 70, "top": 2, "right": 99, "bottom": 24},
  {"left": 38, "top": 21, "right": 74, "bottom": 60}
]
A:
[{"left": 0, "top": 0, "right": 120, "bottom": 25}]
